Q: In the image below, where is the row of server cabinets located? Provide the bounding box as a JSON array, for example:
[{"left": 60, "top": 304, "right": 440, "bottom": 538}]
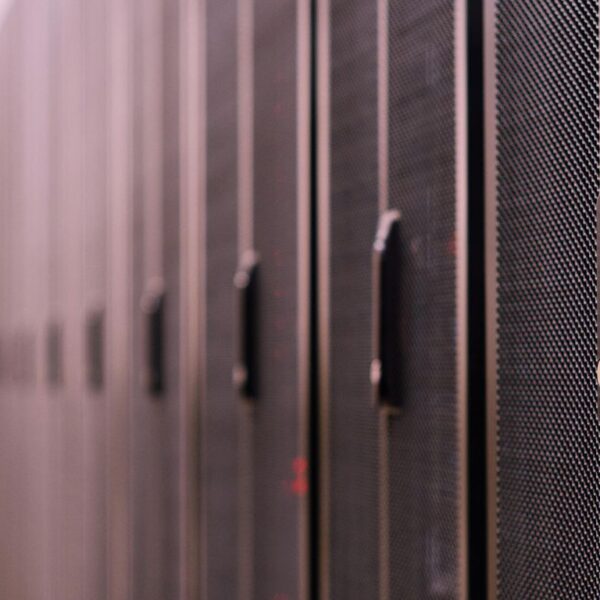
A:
[{"left": 0, "top": 0, "right": 598, "bottom": 599}]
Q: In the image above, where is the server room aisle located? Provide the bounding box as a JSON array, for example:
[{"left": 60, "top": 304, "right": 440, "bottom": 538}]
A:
[{"left": 2, "top": 1, "right": 599, "bottom": 600}]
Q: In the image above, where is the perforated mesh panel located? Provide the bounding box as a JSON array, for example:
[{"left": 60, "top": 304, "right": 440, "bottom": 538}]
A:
[
  {"left": 204, "top": 0, "right": 239, "bottom": 597},
  {"left": 493, "top": 2, "right": 600, "bottom": 598},
  {"left": 249, "top": 0, "right": 302, "bottom": 598},
  {"left": 327, "top": 0, "right": 380, "bottom": 596},
  {"left": 387, "top": 0, "right": 459, "bottom": 597}
]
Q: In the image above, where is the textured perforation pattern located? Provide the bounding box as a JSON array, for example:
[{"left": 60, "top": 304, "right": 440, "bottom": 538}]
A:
[
  {"left": 327, "top": 0, "right": 380, "bottom": 597},
  {"left": 250, "top": 0, "right": 301, "bottom": 598},
  {"left": 204, "top": 0, "right": 239, "bottom": 597},
  {"left": 494, "top": 1, "right": 600, "bottom": 598},
  {"left": 387, "top": 0, "right": 458, "bottom": 597}
]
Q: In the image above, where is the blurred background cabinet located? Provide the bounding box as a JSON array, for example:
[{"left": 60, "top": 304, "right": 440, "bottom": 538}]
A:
[
  {"left": 5, "top": 1, "right": 599, "bottom": 600},
  {"left": 130, "top": 0, "right": 182, "bottom": 597}
]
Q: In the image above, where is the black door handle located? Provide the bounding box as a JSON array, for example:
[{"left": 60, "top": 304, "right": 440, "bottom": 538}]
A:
[
  {"left": 47, "top": 321, "right": 63, "bottom": 387},
  {"left": 371, "top": 209, "right": 402, "bottom": 411},
  {"left": 86, "top": 309, "right": 104, "bottom": 391},
  {"left": 233, "top": 251, "right": 259, "bottom": 399},
  {"left": 141, "top": 279, "right": 166, "bottom": 397}
]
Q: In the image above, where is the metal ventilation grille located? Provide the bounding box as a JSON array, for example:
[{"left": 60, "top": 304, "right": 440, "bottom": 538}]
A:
[
  {"left": 387, "top": 0, "right": 459, "bottom": 597},
  {"left": 494, "top": 1, "right": 600, "bottom": 598},
  {"left": 204, "top": 0, "right": 239, "bottom": 597},
  {"left": 327, "top": 0, "right": 380, "bottom": 597},
  {"left": 250, "top": 0, "right": 301, "bottom": 598}
]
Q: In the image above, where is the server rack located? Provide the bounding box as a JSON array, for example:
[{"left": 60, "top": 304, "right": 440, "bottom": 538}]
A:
[
  {"left": 45, "top": 0, "right": 65, "bottom": 595},
  {"left": 12, "top": 1, "right": 600, "bottom": 599},
  {"left": 179, "top": 0, "right": 204, "bottom": 597},
  {"left": 20, "top": 1, "right": 53, "bottom": 597},
  {"left": 58, "top": 1, "right": 87, "bottom": 596},
  {"left": 201, "top": 0, "right": 240, "bottom": 598},
  {"left": 130, "top": 0, "right": 182, "bottom": 597},
  {"left": 485, "top": 1, "right": 600, "bottom": 598},
  {"left": 318, "top": 0, "right": 468, "bottom": 597},
  {"left": 317, "top": 0, "right": 381, "bottom": 597},
  {"left": 0, "top": 4, "right": 46, "bottom": 596},
  {"left": 235, "top": 1, "right": 312, "bottom": 598},
  {"left": 105, "top": 0, "right": 135, "bottom": 596},
  {"left": 82, "top": 0, "right": 109, "bottom": 597}
]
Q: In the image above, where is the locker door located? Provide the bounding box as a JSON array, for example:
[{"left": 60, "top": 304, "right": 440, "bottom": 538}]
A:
[
  {"left": 82, "top": 0, "right": 109, "bottom": 598},
  {"left": 237, "top": 0, "right": 311, "bottom": 598},
  {"left": 319, "top": 0, "right": 468, "bottom": 597},
  {"left": 485, "top": 1, "right": 600, "bottom": 598},
  {"left": 131, "top": 0, "right": 181, "bottom": 597},
  {"left": 202, "top": 0, "right": 239, "bottom": 597}
]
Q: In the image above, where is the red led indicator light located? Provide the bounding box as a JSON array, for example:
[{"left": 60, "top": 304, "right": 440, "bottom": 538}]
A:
[{"left": 289, "top": 456, "right": 308, "bottom": 497}]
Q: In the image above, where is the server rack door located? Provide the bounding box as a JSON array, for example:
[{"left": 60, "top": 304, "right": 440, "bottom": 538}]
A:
[
  {"left": 82, "top": 0, "right": 109, "bottom": 598},
  {"left": 41, "top": 0, "right": 64, "bottom": 594},
  {"left": 201, "top": 0, "right": 239, "bottom": 598},
  {"left": 5, "top": 7, "right": 18, "bottom": 596},
  {"left": 19, "top": 1, "right": 53, "bottom": 596},
  {"left": 0, "top": 6, "right": 30, "bottom": 595},
  {"left": 485, "top": 2, "right": 600, "bottom": 598},
  {"left": 15, "top": 7, "right": 29, "bottom": 593},
  {"left": 106, "top": 0, "right": 134, "bottom": 596},
  {"left": 6, "top": 11, "right": 21, "bottom": 595},
  {"left": 317, "top": 0, "right": 380, "bottom": 598},
  {"left": 0, "top": 18, "right": 12, "bottom": 593},
  {"left": 0, "top": 15, "right": 16, "bottom": 594},
  {"left": 178, "top": 0, "right": 204, "bottom": 595},
  {"left": 385, "top": 0, "right": 467, "bottom": 597},
  {"left": 0, "top": 12, "right": 6, "bottom": 512},
  {"left": 237, "top": 0, "right": 311, "bottom": 598},
  {"left": 131, "top": 0, "right": 181, "bottom": 597},
  {"left": 0, "top": 16, "right": 10, "bottom": 596},
  {"left": 46, "top": 2, "right": 67, "bottom": 596},
  {"left": 319, "top": 0, "right": 468, "bottom": 597},
  {"left": 58, "top": 0, "right": 87, "bottom": 596},
  {"left": 160, "top": 0, "right": 182, "bottom": 594}
]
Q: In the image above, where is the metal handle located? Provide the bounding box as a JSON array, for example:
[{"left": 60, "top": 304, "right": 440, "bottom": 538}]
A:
[
  {"left": 86, "top": 309, "right": 104, "bottom": 391},
  {"left": 47, "top": 321, "right": 63, "bottom": 387},
  {"left": 371, "top": 209, "right": 402, "bottom": 411},
  {"left": 233, "top": 251, "right": 259, "bottom": 399},
  {"left": 141, "top": 279, "right": 166, "bottom": 397}
]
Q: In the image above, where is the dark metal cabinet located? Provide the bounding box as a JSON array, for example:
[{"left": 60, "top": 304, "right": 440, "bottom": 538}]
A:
[
  {"left": 317, "top": 1, "right": 381, "bottom": 597},
  {"left": 236, "top": 1, "right": 312, "bottom": 598},
  {"left": 202, "top": 0, "right": 240, "bottom": 598},
  {"left": 385, "top": 1, "right": 466, "bottom": 597},
  {"left": 130, "top": 0, "right": 182, "bottom": 598},
  {"left": 485, "top": 1, "right": 600, "bottom": 598},
  {"left": 318, "top": 0, "right": 468, "bottom": 597}
]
